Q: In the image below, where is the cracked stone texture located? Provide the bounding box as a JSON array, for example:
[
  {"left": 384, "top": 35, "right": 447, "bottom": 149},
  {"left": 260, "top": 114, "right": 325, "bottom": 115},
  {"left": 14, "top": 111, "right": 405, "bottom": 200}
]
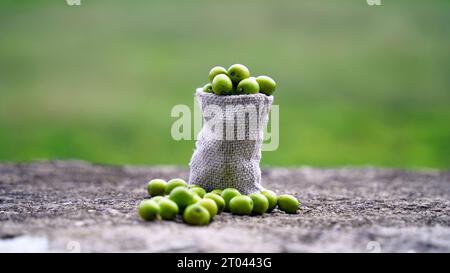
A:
[{"left": 0, "top": 161, "right": 449, "bottom": 252}]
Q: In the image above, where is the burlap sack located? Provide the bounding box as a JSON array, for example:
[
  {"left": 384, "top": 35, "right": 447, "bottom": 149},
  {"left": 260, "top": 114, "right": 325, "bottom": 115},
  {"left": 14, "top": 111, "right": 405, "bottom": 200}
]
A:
[{"left": 188, "top": 88, "right": 273, "bottom": 194}]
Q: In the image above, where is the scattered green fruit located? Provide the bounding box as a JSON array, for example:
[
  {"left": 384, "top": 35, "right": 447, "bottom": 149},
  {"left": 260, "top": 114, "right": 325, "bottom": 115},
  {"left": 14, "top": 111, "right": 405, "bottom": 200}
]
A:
[
  {"left": 211, "top": 189, "right": 222, "bottom": 195},
  {"left": 192, "top": 193, "right": 202, "bottom": 203},
  {"left": 237, "top": 78, "right": 260, "bottom": 94},
  {"left": 190, "top": 186, "right": 206, "bottom": 198},
  {"left": 229, "top": 195, "right": 253, "bottom": 215},
  {"left": 208, "top": 66, "right": 228, "bottom": 82},
  {"left": 147, "top": 179, "right": 167, "bottom": 197},
  {"left": 249, "top": 193, "right": 269, "bottom": 214},
  {"left": 198, "top": 198, "right": 218, "bottom": 218},
  {"left": 203, "top": 83, "right": 213, "bottom": 93},
  {"left": 261, "top": 190, "right": 278, "bottom": 212},
  {"left": 204, "top": 193, "right": 225, "bottom": 213},
  {"left": 277, "top": 194, "right": 299, "bottom": 214},
  {"left": 212, "top": 74, "right": 233, "bottom": 95},
  {"left": 183, "top": 204, "right": 210, "bottom": 226},
  {"left": 165, "top": 178, "right": 188, "bottom": 194},
  {"left": 228, "top": 64, "right": 250, "bottom": 84},
  {"left": 159, "top": 198, "right": 179, "bottom": 220},
  {"left": 151, "top": 196, "right": 165, "bottom": 203},
  {"left": 256, "top": 75, "right": 276, "bottom": 95},
  {"left": 221, "top": 188, "right": 241, "bottom": 211},
  {"left": 169, "top": 187, "right": 196, "bottom": 210},
  {"left": 137, "top": 200, "right": 160, "bottom": 221}
]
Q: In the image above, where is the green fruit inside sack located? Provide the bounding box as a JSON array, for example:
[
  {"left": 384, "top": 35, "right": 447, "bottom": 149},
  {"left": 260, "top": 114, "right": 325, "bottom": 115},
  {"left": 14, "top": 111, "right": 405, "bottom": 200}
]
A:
[
  {"left": 256, "top": 75, "right": 276, "bottom": 95},
  {"left": 237, "top": 78, "right": 260, "bottom": 94},
  {"left": 228, "top": 64, "right": 250, "bottom": 84},
  {"left": 203, "top": 83, "right": 213, "bottom": 93},
  {"left": 212, "top": 74, "right": 233, "bottom": 95},
  {"left": 208, "top": 66, "right": 228, "bottom": 82}
]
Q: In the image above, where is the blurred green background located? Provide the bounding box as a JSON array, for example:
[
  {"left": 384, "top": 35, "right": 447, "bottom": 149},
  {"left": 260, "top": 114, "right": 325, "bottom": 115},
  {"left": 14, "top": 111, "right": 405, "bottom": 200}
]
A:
[{"left": 0, "top": 0, "right": 449, "bottom": 168}]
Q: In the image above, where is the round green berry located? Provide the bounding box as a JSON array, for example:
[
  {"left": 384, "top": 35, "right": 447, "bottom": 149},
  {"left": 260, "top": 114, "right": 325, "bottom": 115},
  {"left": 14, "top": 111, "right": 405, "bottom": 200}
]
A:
[
  {"left": 151, "top": 196, "right": 165, "bottom": 203},
  {"left": 277, "top": 194, "right": 300, "bottom": 214},
  {"left": 221, "top": 188, "right": 241, "bottom": 211},
  {"left": 203, "top": 83, "right": 213, "bottom": 93},
  {"left": 158, "top": 198, "right": 179, "bottom": 220},
  {"left": 210, "top": 189, "right": 222, "bottom": 195},
  {"left": 197, "top": 198, "right": 218, "bottom": 218},
  {"left": 208, "top": 66, "right": 228, "bottom": 82},
  {"left": 204, "top": 193, "right": 225, "bottom": 213},
  {"left": 169, "top": 187, "right": 196, "bottom": 210},
  {"left": 212, "top": 74, "right": 233, "bottom": 95},
  {"left": 190, "top": 186, "right": 206, "bottom": 198},
  {"left": 183, "top": 204, "right": 210, "bottom": 226},
  {"left": 261, "top": 190, "right": 278, "bottom": 212},
  {"left": 256, "top": 76, "right": 276, "bottom": 95},
  {"left": 228, "top": 64, "right": 250, "bottom": 84},
  {"left": 165, "top": 178, "right": 187, "bottom": 195},
  {"left": 237, "top": 78, "right": 260, "bottom": 94},
  {"left": 137, "top": 200, "right": 160, "bottom": 221},
  {"left": 147, "top": 179, "right": 167, "bottom": 197},
  {"left": 249, "top": 193, "right": 269, "bottom": 215},
  {"left": 229, "top": 195, "right": 253, "bottom": 215}
]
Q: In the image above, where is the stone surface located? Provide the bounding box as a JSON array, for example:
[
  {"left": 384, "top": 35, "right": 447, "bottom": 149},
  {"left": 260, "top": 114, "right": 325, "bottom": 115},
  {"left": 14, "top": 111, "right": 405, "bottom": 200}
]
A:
[{"left": 0, "top": 160, "right": 449, "bottom": 252}]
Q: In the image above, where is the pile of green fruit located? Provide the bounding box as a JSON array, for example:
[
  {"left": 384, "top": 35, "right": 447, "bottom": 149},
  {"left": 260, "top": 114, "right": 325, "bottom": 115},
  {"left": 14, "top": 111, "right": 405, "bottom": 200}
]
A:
[
  {"left": 202, "top": 64, "right": 276, "bottom": 96},
  {"left": 137, "top": 178, "right": 300, "bottom": 226}
]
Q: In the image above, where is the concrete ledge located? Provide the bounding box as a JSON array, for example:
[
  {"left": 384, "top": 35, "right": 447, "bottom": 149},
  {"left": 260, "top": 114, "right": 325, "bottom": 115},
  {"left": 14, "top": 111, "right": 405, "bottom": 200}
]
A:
[{"left": 0, "top": 161, "right": 449, "bottom": 252}]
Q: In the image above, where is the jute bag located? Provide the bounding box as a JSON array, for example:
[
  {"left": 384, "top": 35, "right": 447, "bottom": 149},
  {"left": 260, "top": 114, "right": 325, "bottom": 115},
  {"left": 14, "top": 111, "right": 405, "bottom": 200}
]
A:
[{"left": 188, "top": 89, "right": 273, "bottom": 194}]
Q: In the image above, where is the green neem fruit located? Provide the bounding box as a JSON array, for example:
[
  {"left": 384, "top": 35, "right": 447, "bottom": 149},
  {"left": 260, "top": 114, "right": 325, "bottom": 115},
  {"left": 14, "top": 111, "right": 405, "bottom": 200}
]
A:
[
  {"left": 165, "top": 178, "right": 187, "bottom": 194},
  {"left": 249, "top": 193, "right": 269, "bottom": 215},
  {"left": 183, "top": 204, "right": 210, "bottom": 226},
  {"left": 208, "top": 66, "right": 228, "bottom": 82},
  {"left": 256, "top": 76, "right": 276, "bottom": 95},
  {"left": 237, "top": 78, "right": 260, "bottom": 94},
  {"left": 277, "top": 194, "right": 300, "bottom": 214},
  {"left": 261, "top": 190, "right": 278, "bottom": 212},
  {"left": 190, "top": 186, "right": 206, "bottom": 198},
  {"left": 151, "top": 196, "right": 165, "bottom": 203},
  {"left": 137, "top": 200, "right": 160, "bottom": 221},
  {"left": 169, "top": 187, "right": 196, "bottom": 210},
  {"left": 192, "top": 193, "right": 202, "bottom": 203},
  {"left": 203, "top": 83, "right": 213, "bottom": 93},
  {"left": 228, "top": 64, "right": 250, "bottom": 84},
  {"left": 204, "top": 193, "right": 225, "bottom": 213},
  {"left": 212, "top": 74, "right": 233, "bottom": 95},
  {"left": 159, "top": 198, "right": 179, "bottom": 220},
  {"left": 147, "top": 179, "right": 167, "bottom": 197},
  {"left": 221, "top": 188, "right": 241, "bottom": 211},
  {"left": 211, "top": 189, "right": 222, "bottom": 195},
  {"left": 229, "top": 195, "right": 253, "bottom": 215},
  {"left": 198, "top": 198, "right": 218, "bottom": 218}
]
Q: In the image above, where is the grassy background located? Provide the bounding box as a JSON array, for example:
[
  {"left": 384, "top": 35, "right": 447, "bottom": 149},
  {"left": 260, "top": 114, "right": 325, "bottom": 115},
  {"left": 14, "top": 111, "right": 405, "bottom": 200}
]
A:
[{"left": 0, "top": 0, "right": 449, "bottom": 168}]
